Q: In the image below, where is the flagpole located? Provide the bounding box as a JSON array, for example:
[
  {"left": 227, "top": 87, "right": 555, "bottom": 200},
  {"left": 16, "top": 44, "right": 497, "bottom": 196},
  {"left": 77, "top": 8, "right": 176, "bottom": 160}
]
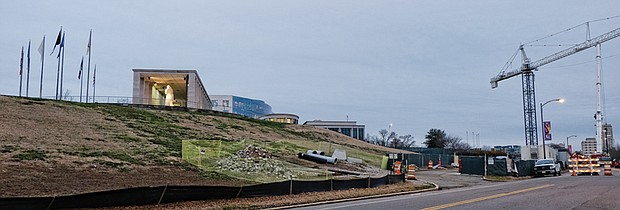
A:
[
  {"left": 19, "top": 46, "right": 24, "bottom": 97},
  {"left": 86, "top": 29, "right": 92, "bottom": 103},
  {"left": 93, "top": 64, "right": 96, "bottom": 103},
  {"left": 55, "top": 49, "right": 61, "bottom": 100},
  {"left": 26, "top": 41, "right": 31, "bottom": 97},
  {"left": 39, "top": 35, "right": 45, "bottom": 99},
  {"left": 51, "top": 26, "right": 62, "bottom": 100},
  {"left": 59, "top": 32, "right": 66, "bottom": 100}
]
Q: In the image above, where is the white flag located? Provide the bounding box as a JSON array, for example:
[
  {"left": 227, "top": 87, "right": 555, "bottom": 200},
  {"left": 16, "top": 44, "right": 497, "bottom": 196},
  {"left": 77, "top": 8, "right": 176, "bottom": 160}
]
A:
[
  {"left": 86, "top": 29, "right": 92, "bottom": 55},
  {"left": 38, "top": 36, "right": 45, "bottom": 60}
]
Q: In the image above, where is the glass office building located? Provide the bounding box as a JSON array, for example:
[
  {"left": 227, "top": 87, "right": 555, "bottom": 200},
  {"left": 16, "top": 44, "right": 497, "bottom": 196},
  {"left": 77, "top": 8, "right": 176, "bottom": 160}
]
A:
[{"left": 210, "top": 95, "right": 272, "bottom": 118}]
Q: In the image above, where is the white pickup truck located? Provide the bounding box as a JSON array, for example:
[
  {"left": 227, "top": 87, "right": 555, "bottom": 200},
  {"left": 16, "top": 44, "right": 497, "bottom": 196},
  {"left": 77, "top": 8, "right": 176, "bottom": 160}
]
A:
[{"left": 534, "top": 159, "right": 561, "bottom": 177}]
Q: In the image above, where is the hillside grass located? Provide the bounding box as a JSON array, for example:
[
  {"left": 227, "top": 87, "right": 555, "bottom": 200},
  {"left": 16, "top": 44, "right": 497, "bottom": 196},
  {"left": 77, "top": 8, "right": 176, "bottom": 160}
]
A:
[{"left": 2, "top": 95, "right": 399, "bottom": 187}]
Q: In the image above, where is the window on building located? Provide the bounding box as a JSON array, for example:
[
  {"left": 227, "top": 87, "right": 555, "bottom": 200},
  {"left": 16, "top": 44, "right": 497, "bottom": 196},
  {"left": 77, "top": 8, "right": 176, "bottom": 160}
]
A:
[
  {"left": 223, "top": 100, "right": 230, "bottom": 107},
  {"left": 341, "top": 128, "right": 351, "bottom": 137},
  {"left": 328, "top": 128, "right": 339, "bottom": 132},
  {"left": 352, "top": 128, "right": 358, "bottom": 139},
  {"left": 359, "top": 128, "right": 364, "bottom": 139},
  {"left": 212, "top": 100, "right": 218, "bottom": 107}
]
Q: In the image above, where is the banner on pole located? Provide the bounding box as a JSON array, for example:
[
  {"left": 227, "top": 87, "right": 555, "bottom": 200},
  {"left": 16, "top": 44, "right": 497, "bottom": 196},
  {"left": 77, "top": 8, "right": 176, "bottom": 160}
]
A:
[{"left": 543, "top": 121, "right": 552, "bottom": 141}]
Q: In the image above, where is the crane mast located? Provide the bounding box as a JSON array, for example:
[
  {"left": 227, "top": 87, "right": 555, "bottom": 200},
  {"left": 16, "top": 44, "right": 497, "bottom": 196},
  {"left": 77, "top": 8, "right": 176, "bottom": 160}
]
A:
[{"left": 491, "top": 25, "right": 620, "bottom": 155}]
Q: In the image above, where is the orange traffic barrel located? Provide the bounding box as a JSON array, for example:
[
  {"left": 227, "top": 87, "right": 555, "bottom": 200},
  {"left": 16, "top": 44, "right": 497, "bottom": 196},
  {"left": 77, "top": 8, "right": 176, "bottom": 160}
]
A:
[
  {"left": 394, "top": 161, "right": 402, "bottom": 175},
  {"left": 605, "top": 164, "right": 612, "bottom": 176},
  {"left": 406, "top": 164, "right": 416, "bottom": 180},
  {"left": 428, "top": 160, "right": 433, "bottom": 169}
]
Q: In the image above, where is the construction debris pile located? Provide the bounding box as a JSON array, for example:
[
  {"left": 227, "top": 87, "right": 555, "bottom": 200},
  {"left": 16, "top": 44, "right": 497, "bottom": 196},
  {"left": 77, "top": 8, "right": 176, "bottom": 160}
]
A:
[
  {"left": 216, "top": 145, "right": 293, "bottom": 178},
  {"left": 235, "top": 145, "right": 272, "bottom": 159}
]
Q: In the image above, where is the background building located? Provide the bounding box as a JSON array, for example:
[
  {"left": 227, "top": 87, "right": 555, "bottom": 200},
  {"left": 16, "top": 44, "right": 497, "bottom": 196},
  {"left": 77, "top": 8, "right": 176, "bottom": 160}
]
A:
[
  {"left": 494, "top": 145, "right": 521, "bottom": 158},
  {"left": 259, "top": 113, "right": 299, "bottom": 124},
  {"left": 582, "top": 138, "right": 597, "bottom": 155},
  {"left": 132, "top": 69, "right": 211, "bottom": 109},
  {"left": 303, "top": 120, "right": 365, "bottom": 140},
  {"left": 210, "top": 95, "right": 272, "bottom": 118}
]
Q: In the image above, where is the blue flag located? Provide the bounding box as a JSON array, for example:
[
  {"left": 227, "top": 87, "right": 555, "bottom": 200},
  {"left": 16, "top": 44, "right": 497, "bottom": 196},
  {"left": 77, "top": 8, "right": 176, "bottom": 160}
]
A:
[
  {"left": 20, "top": 46, "right": 24, "bottom": 75},
  {"left": 57, "top": 32, "right": 65, "bottom": 58},
  {"left": 50, "top": 27, "right": 62, "bottom": 56},
  {"left": 78, "top": 57, "right": 84, "bottom": 79}
]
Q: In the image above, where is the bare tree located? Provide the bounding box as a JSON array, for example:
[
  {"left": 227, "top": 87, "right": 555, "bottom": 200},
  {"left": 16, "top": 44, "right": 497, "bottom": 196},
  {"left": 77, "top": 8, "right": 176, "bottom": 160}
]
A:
[
  {"left": 457, "top": 142, "right": 472, "bottom": 150},
  {"left": 444, "top": 135, "right": 462, "bottom": 149},
  {"left": 368, "top": 130, "right": 415, "bottom": 148},
  {"left": 443, "top": 135, "right": 473, "bottom": 150},
  {"left": 393, "top": 134, "right": 415, "bottom": 148},
  {"left": 609, "top": 143, "right": 620, "bottom": 160},
  {"left": 378, "top": 129, "right": 389, "bottom": 146},
  {"left": 388, "top": 131, "right": 398, "bottom": 144},
  {"left": 62, "top": 89, "right": 71, "bottom": 100}
]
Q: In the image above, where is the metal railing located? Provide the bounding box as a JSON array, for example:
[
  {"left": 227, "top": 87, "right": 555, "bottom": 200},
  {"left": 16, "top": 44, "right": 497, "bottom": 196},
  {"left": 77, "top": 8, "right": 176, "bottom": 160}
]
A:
[{"left": 33, "top": 95, "right": 208, "bottom": 109}]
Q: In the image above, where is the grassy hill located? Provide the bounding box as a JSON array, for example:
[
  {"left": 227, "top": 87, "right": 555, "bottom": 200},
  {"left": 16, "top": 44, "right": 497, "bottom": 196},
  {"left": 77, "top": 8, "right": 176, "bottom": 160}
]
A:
[{"left": 0, "top": 95, "right": 407, "bottom": 196}]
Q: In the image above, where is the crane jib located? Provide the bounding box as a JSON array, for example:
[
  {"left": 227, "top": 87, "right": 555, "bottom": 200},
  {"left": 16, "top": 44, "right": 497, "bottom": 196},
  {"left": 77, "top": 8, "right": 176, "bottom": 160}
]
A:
[{"left": 490, "top": 26, "right": 620, "bottom": 88}]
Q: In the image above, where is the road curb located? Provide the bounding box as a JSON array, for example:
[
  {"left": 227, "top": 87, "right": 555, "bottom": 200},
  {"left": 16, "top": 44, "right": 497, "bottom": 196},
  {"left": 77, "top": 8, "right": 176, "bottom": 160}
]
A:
[{"left": 267, "top": 181, "right": 439, "bottom": 210}]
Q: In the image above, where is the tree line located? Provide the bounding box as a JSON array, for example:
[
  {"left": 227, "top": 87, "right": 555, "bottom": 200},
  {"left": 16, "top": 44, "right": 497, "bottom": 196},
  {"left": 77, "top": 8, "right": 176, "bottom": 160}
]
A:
[{"left": 365, "top": 128, "right": 473, "bottom": 149}]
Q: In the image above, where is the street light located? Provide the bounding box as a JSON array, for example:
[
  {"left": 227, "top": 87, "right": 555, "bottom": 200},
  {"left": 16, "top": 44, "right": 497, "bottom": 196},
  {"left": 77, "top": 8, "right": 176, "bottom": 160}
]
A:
[
  {"left": 540, "top": 98, "right": 565, "bottom": 159},
  {"left": 566, "top": 135, "right": 577, "bottom": 152}
]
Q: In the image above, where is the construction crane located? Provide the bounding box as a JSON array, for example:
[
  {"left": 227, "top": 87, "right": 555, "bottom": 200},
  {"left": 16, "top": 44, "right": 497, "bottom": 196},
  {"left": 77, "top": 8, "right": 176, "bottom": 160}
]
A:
[{"left": 490, "top": 25, "right": 620, "bottom": 153}]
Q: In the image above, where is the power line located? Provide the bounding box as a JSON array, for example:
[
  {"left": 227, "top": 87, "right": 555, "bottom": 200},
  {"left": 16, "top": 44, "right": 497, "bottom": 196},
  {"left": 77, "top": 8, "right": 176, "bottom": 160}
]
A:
[
  {"left": 541, "top": 52, "right": 620, "bottom": 69},
  {"left": 523, "top": 15, "right": 620, "bottom": 45}
]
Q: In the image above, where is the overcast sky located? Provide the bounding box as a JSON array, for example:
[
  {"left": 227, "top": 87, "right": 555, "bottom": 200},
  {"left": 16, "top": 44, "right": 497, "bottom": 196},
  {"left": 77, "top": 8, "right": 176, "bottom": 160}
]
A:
[{"left": 2, "top": 1, "right": 620, "bottom": 150}]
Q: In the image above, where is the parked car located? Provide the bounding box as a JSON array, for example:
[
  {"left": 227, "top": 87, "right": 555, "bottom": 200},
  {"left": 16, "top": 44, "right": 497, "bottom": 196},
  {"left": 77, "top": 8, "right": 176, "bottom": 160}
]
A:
[{"left": 534, "top": 159, "right": 561, "bottom": 177}]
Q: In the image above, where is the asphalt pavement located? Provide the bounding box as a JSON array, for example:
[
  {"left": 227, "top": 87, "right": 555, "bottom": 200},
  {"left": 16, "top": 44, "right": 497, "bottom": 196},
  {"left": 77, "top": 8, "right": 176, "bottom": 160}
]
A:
[
  {"left": 412, "top": 168, "right": 492, "bottom": 190},
  {"left": 295, "top": 169, "right": 620, "bottom": 209}
]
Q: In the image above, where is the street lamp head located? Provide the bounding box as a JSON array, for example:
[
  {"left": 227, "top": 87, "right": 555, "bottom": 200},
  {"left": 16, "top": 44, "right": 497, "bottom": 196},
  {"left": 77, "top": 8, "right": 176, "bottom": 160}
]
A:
[{"left": 543, "top": 98, "right": 566, "bottom": 107}]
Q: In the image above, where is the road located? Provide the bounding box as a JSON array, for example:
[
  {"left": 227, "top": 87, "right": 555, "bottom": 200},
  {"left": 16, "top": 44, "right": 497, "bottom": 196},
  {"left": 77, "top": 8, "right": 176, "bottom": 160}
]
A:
[{"left": 295, "top": 175, "right": 620, "bottom": 210}]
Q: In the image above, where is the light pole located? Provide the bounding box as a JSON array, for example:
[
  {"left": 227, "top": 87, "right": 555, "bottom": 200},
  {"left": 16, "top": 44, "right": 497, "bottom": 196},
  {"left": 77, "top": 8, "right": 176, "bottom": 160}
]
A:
[
  {"left": 566, "top": 135, "right": 577, "bottom": 152},
  {"left": 540, "top": 98, "right": 565, "bottom": 159}
]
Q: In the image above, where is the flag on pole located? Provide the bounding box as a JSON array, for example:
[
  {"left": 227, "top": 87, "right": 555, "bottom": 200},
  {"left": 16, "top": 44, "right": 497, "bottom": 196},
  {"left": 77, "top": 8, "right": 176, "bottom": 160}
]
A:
[
  {"left": 19, "top": 46, "right": 25, "bottom": 96},
  {"left": 26, "top": 41, "right": 31, "bottom": 96},
  {"left": 27, "top": 41, "right": 31, "bottom": 63},
  {"left": 38, "top": 36, "right": 45, "bottom": 98},
  {"left": 57, "top": 32, "right": 65, "bottom": 58},
  {"left": 93, "top": 65, "right": 96, "bottom": 85},
  {"left": 20, "top": 46, "right": 24, "bottom": 75},
  {"left": 92, "top": 64, "right": 97, "bottom": 101},
  {"left": 38, "top": 36, "right": 45, "bottom": 61},
  {"left": 50, "top": 27, "right": 62, "bottom": 56},
  {"left": 86, "top": 30, "right": 92, "bottom": 55},
  {"left": 78, "top": 57, "right": 83, "bottom": 79}
]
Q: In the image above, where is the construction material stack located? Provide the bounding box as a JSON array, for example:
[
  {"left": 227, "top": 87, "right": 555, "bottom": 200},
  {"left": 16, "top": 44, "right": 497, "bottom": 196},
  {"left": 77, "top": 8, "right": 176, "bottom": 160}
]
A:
[{"left": 569, "top": 154, "right": 601, "bottom": 176}]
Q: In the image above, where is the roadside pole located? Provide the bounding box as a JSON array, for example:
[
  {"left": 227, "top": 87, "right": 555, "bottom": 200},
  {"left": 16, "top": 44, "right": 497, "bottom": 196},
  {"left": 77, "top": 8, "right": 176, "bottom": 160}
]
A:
[{"left": 484, "top": 154, "right": 488, "bottom": 177}]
